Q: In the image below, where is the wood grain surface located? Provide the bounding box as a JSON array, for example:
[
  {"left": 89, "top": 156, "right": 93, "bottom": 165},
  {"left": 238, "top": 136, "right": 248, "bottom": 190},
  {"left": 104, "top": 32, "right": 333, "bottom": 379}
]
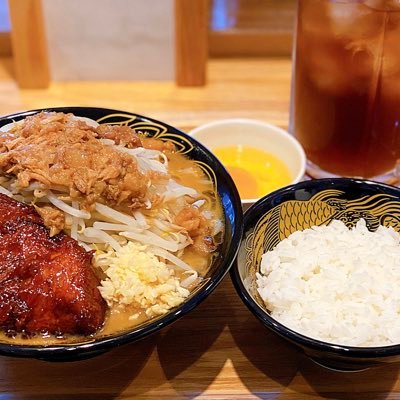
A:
[
  {"left": 0, "top": 57, "right": 399, "bottom": 399},
  {"left": 175, "top": 0, "right": 209, "bottom": 86}
]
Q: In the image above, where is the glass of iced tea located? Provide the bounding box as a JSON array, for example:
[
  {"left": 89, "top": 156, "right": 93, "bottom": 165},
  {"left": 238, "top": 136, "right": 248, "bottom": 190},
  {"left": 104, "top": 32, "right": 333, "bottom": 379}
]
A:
[{"left": 289, "top": 0, "right": 400, "bottom": 180}]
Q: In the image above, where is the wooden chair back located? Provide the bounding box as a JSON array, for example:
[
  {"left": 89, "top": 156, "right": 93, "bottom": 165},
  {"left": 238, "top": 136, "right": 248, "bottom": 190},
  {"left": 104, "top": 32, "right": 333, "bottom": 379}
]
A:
[
  {"left": 7, "top": 0, "right": 209, "bottom": 88},
  {"left": 8, "top": 0, "right": 49, "bottom": 88}
]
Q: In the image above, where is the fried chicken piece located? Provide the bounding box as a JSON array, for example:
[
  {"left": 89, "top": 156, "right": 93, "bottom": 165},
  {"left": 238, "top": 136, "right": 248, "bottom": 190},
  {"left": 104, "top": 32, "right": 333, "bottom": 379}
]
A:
[
  {"left": 174, "top": 205, "right": 217, "bottom": 254},
  {"left": 0, "top": 194, "right": 106, "bottom": 336},
  {"left": 0, "top": 192, "right": 42, "bottom": 225},
  {"left": 174, "top": 205, "right": 206, "bottom": 236}
]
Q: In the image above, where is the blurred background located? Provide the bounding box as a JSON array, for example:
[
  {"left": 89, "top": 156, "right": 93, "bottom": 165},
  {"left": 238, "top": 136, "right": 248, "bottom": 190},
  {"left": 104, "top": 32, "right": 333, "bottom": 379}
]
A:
[
  {"left": 0, "top": 0, "right": 295, "bottom": 84},
  {"left": 209, "top": 0, "right": 294, "bottom": 57},
  {"left": 0, "top": 0, "right": 296, "bottom": 130}
]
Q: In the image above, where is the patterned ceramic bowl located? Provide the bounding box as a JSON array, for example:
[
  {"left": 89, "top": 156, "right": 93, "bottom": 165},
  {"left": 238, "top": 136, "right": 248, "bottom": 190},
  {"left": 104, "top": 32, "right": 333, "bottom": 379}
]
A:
[
  {"left": 0, "top": 107, "right": 243, "bottom": 361},
  {"left": 231, "top": 178, "right": 400, "bottom": 371}
]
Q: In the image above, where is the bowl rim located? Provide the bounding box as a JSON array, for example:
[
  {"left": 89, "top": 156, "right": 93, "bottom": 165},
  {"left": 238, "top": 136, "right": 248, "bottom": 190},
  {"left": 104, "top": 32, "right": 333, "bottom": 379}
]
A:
[
  {"left": 231, "top": 177, "right": 400, "bottom": 358},
  {"left": 0, "top": 106, "right": 244, "bottom": 359},
  {"left": 188, "top": 118, "right": 306, "bottom": 205}
]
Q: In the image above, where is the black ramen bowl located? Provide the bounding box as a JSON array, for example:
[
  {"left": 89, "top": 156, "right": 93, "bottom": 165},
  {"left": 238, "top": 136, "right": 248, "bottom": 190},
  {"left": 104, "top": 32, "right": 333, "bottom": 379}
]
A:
[
  {"left": 231, "top": 178, "right": 400, "bottom": 371},
  {"left": 0, "top": 107, "right": 243, "bottom": 361}
]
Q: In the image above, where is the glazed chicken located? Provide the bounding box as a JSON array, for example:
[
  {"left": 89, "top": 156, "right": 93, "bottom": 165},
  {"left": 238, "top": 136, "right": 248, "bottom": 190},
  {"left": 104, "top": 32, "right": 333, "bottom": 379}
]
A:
[{"left": 0, "top": 194, "right": 106, "bottom": 336}]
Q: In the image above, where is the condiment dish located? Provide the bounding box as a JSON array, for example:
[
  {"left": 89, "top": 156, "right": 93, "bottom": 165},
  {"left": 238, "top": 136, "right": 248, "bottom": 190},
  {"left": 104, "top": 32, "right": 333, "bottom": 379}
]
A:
[{"left": 189, "top": 119, "right": 306, "bottom": 210}]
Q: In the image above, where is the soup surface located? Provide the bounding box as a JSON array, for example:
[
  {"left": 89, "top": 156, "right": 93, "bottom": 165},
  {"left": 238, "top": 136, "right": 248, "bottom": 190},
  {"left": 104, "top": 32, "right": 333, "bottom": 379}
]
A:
[{"left": 0, "top": 112, "right": 224, "bottom": 345}]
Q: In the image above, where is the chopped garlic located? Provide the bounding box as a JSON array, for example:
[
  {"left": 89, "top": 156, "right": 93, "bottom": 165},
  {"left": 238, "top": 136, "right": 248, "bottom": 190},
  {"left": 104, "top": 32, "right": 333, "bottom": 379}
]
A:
[{"left": 98, "top": 242, "right": 190, "bottom": 318}]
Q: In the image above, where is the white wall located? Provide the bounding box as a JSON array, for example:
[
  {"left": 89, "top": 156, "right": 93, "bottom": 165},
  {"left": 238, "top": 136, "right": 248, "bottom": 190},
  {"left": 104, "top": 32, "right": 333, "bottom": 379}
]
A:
[{"left": 42, "top": 0, "right": 174, "bottom": 80}]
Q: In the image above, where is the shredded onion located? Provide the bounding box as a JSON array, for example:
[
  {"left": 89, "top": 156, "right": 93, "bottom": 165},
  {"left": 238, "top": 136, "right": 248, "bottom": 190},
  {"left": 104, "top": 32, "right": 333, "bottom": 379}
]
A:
[
  {"left": 164, "top": 179, "right": 198, "bottom": 201},
  {"left": 120, "top": 231, "right": 180, "bottom": 252},
  {"left": 115, "top": 146, "right": 167, "bottom": 174},
  {"left": 0, "top": 185, "right": 13, "bottom": 197},
  {"left": 180, "top": 272, "right": 199, "bottom": 288},
  {"left": 192, "top": 200, "right": 206, "bottom": 208},
  {"left": 79, "top": 242, "right": 93, "bottom": 252},
  {"left": 152, "top": 218, "right": 183, "bottom": 232},
  {"left": 73, "top": 116, "right": 99, "bottom": 128},
  {"left": 83, "top": 227, "right": 122, "bottom": 252},
  {"left": 213, "top": 219, "right": 224, "bottom": 236},
  {"left": 93, "top": 221, "right": 144, "bottom": 233},
  {"left": 150, "top": 246, "right": 195, "bottom": 272},
  {"left": 132, "top": 211, "right": 148, "bottom": 228},
  {"left": 95, "top": 202, "right": 141, "bottom": 227},
  {"left": 0, "top": 120, "right": 24, "bottom": 133},
  {"left": 47, "top": 191, "right": 91, "bottom": 219}
]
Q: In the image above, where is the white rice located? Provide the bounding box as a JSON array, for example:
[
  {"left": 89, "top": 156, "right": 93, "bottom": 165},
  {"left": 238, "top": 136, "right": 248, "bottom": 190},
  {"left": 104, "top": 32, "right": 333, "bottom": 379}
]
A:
[{"left": 256, "top": 219, "right": 400, "bottom": 347}]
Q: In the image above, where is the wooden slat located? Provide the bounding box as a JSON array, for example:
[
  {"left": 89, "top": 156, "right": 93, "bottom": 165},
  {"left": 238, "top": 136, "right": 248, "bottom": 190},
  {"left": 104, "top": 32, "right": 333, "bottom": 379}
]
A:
[
  {"left": 0, "top": 32, "right": 11, "bottom": 56},
  {"left": 8, "top": 0, "right": 49, "bottom": 88},
  {"left": 175, "top": 0, "right": 209, "bottom": 86},
  {"left": 209, "top": 30, "right": 293, "bottom": 57}
]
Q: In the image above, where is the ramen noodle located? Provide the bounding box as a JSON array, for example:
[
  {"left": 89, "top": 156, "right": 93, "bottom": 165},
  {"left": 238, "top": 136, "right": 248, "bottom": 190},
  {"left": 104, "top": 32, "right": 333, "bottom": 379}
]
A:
[{"left": 0, "top": 112, "right": 224, "bottom": 343}]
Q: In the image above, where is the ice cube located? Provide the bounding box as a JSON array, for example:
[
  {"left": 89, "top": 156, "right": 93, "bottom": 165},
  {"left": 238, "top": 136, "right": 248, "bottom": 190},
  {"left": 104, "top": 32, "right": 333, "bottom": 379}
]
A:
[
  {"left": 327, "top": 2, "right": 384, "bottom": 38},
  {"left": 348, "top": 43, "right": 377, "bottom": 86},
  {"left": 304, "top": 42, "right": 351, "bottom": 94},
  {"left": 364, "top": 0, "right": 400, "bottom": 11},
  {"left": 382, "top": 19, "right": 400, "bottom": 77},
  {"left": 381, "top": 73, "right": 400, "bottom": 101},
  {"left": 299, "top": 0, "right": 331, "bottom": 36}
]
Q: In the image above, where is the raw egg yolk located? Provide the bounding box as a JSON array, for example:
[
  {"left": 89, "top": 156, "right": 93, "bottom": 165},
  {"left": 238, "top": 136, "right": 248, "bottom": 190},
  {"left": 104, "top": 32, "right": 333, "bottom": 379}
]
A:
[{"left": 213, "top": 145, "right": 292, "bottom": 199}]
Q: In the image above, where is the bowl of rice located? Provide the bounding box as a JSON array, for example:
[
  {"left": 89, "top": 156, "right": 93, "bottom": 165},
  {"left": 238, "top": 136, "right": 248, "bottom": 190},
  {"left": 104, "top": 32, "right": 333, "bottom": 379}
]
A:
[{"left": 231, "top": 178, "right": 400, "bottom": 371}]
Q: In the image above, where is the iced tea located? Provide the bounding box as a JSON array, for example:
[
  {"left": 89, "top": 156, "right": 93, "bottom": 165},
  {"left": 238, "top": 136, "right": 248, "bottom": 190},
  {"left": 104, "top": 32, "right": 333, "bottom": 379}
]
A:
[{"left": 290, "top": 0, "right": 400, "bottom": 178}]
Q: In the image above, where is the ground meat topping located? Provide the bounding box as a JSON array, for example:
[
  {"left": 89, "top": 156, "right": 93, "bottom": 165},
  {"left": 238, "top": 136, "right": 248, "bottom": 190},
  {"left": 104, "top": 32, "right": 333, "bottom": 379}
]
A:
[{"left": 0, "top": 112, "right": 151, "bottom": 210}]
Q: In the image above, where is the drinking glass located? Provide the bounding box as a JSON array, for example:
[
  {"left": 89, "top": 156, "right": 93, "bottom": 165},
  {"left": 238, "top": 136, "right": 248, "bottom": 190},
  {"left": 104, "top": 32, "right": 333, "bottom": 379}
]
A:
[{"left": 289, "top": 0, "right": 400, "bottom": 180}]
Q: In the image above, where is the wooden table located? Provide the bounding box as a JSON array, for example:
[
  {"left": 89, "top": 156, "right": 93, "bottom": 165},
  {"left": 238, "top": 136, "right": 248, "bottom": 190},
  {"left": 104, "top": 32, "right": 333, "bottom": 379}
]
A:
[{"left": 0, "top": 57, "right": 399, "bottom": 399}]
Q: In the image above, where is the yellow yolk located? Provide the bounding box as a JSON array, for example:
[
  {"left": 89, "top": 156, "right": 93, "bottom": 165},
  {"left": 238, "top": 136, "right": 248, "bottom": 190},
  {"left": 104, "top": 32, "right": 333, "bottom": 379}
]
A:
[{"left": 213, "top": 145, "right": 292, "bottom": 199}]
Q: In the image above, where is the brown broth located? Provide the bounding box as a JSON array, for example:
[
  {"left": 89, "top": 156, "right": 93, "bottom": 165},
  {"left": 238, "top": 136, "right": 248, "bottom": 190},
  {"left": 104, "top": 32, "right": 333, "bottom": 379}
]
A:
[{"left": 0, "top": 149, "right": 224, "bottom": 346}]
